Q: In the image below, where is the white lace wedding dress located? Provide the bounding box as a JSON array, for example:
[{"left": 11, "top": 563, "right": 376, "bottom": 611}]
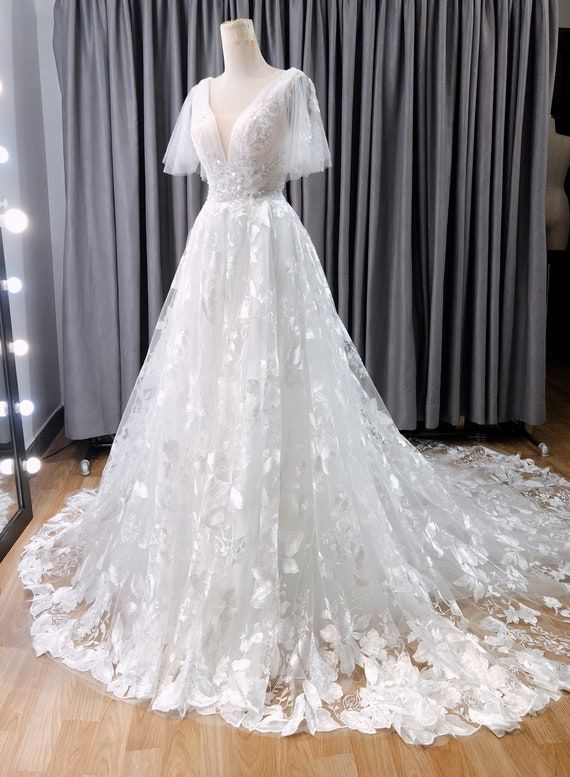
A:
[{"left": 18, "top": 67, "right": 569, "bottom": 744}]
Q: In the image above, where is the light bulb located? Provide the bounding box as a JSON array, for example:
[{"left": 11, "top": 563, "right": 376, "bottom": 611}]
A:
[
  {"left": 10, "top": 339, "right": 28, "bottom": 356},
  {"left": 0, "top": 458, "right": 14, "bottom": 475},
  {"left": 0, "top": 401, "right": 7, "bottom": 417},
  {"left": 3, "top": 209, "right": 28, "bottom": 233},
  {"left": 3, "top": 276, "right": 22, "bottom": 293},
  {"left": 0, "top": 81, "right": 3, "bottom": 95},
  {"left": 0, "top": 146, "right": 8, "bottom": 164},
  {"left": 17, "top": 399, "right": 34, "bottom": 416},
  {"left": 25, "top": 456, "right": 41, "bottom": 474},
  {"left": 3, "top": 208, "right": 28, "bottom": 233}
]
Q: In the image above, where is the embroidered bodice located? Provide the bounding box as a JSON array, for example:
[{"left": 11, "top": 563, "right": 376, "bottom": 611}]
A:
[{"left": 162, "top": 67, "right": 331, "bottom": 201}]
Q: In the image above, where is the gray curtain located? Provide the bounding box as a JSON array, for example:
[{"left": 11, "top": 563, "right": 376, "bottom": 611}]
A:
[{"left": 54, "top": 0, "right": 558, "bottom": 438}]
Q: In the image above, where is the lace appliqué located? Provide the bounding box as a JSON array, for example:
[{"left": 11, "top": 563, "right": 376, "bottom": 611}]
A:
[{"left": 18, "top": 68, "right": 570, "bottom": 743}]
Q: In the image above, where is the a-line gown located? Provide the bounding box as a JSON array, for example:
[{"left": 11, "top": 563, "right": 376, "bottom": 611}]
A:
[{"left": 18, "top": 67, "right": 569, "bottom": 744}]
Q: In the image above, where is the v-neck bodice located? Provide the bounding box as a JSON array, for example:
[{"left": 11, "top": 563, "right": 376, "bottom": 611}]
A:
[
  {"left": 162, "top": 66, "right": 332, "bottom": 202},
  {"left": 194, "top": 67, "right": 298, "bottom": 201},
  {"left": 206, "top": 69, "right": 293, "bottom": 163}
]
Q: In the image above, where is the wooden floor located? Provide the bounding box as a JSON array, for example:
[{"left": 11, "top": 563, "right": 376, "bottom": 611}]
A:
[{"left": 0, "top": 361, "right": 569, "bottom": 777}]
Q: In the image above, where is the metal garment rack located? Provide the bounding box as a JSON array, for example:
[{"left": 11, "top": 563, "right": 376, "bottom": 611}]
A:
[
  {"left": 78, "top": 435, "right": 115, "bottom": 476},
  {"left": 78, "top": 420, "right": 548, "bottom": 477},
  {"left": 402, "top": 419, "right": 549, "bottom": 457}
]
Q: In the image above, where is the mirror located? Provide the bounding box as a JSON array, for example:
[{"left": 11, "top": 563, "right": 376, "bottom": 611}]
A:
[
  {"left": 0, "top": 340, "right": 16, "bottom": 531},
  {"left": 0, "top": 227, "right": 32, "bottom": 561}
]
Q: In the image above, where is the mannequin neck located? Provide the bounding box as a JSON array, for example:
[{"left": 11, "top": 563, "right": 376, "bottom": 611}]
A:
[{"left": 219, "top": 19, "right": 268, "bottom": 77}]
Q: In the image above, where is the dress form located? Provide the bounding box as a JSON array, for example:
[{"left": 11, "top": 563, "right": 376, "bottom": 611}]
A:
[
  {"left": 209, "top": 19, "right": 286, "bottom": 160},
  {"left": 546, "top": 116, "right": 570, "bottom": 251}
]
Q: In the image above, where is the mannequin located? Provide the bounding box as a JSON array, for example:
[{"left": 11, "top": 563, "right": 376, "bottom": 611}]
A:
[
  {"left": 546, "top": 115, "right": 570, "bottom": 251},
  {"left": 208, "top": 19, "right": 286, "bottom": 159}
]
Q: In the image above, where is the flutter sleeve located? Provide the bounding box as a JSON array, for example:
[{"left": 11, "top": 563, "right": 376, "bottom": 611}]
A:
[
  {"left": 162, "top": 86, "right": 200, "bottom": 176},
  {"left": 284, "top": 71, "right": 332, "bottom": 182}
]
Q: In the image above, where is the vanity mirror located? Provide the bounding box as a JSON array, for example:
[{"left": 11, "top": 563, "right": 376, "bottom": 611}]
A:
[{"left": 0, "top": 227, "right": 32, "bottom": 562}]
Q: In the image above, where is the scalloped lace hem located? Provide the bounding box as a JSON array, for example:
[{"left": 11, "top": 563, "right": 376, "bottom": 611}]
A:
[{"left": 17, "top": 443, "right": 570, "bottom": 742}]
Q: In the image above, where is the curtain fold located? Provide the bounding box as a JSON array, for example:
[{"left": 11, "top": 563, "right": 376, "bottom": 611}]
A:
[{"left": 54, "top": 0, "right": 557, "bottom": 438}]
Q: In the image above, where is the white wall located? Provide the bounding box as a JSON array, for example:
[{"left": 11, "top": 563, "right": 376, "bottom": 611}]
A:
[{"left": 0, "top": 0, "right": 64, "bottom": 448}]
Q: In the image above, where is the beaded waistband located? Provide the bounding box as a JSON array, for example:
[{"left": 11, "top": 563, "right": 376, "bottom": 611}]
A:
[{"left": 206, "top": 189, "right": 286, "bottom": 204}]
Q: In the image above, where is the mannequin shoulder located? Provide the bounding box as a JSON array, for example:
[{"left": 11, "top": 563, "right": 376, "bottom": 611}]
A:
[{"left": 191, "top": 78, "right": 206, "bottom": 92}]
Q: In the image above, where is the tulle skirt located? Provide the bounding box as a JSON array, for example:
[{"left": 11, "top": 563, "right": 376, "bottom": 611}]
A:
[{"left": 18, "top": 192, "right": 569, "bottom": 743}]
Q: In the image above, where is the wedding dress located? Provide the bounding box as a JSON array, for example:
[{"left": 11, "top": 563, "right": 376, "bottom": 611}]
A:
[{"left": 18, "top": 67, "right": 569, "bottom": 744}]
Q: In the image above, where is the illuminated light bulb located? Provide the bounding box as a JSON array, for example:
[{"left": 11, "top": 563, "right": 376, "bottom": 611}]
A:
[
  {"left": 0, "top": 458, "right": 14, "bottom": 476},
  {"left": 0, "top": 80, "right": 3, "bottom": 95},
  {"left": 24, "top": 456, "right": 41, "bottom": 474},
  {"left": 3, "top": 276, "right": 22, "bottom": 293},
  {"left": 10, "top": 339, "right": 28, "bottom": 356},
  {"left": 0, "top": 146, "right": 8, "bottom": 164},
  {"left": 3, "top": 208, "right": 28, "bottom": 233},
  {"left": 0, "top": 401, "right": 7, "bottom": 417},
  {"left": 16, "top": 399, "right": 34, "bottom": 416}
]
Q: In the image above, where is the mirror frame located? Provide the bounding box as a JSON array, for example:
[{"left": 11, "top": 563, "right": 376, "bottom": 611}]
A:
[{"left": 0, "top": 228, "right": 33, "bottom": 563}]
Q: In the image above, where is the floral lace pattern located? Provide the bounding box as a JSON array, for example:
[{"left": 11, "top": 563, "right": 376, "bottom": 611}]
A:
[{"left": 18, "top": 67, "right": 569, "bottom": 744}]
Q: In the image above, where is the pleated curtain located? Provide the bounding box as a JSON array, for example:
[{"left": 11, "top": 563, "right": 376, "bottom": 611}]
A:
[{"left": 53, "top": 0, "right": 558, "bottom": 437}]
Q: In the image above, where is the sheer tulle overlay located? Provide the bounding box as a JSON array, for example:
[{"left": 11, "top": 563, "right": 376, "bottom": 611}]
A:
[{"left": 18, "top": 68, "right": 569, "bottom": 743}]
